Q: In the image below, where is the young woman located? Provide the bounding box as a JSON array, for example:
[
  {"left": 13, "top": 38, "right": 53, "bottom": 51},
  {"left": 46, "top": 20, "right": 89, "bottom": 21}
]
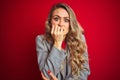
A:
[{"left": 36, "top": 3, "right": 90, "bottom": 80}]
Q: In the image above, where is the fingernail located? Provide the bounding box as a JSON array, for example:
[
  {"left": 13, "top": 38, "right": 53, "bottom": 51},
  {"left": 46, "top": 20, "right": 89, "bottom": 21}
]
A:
[{"left": 48, "top": 70, "right": 51, "bottom": 74}]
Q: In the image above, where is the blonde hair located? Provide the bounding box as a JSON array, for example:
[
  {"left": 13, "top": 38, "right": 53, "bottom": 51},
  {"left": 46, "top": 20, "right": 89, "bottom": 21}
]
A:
[{"left": 45, "top": 3, "right": 87, "bottom": 76}]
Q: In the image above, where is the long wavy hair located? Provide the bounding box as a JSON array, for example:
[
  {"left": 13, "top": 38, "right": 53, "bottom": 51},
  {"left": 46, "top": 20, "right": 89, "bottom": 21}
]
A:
[{"left": 45, "top": 3, "right": 87, "bottom": 76}]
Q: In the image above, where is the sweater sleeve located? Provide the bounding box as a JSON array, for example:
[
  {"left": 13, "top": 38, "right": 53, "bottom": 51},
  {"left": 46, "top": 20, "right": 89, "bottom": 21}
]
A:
[{"left": 36, "top": 35, "right": 66, "bottom": 79}]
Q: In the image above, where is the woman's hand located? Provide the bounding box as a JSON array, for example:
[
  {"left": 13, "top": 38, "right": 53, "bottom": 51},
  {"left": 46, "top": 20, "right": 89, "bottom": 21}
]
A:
[
  {"left": 41, "top": 71, "right": 58, "bottom": 80},
  {"left": 51, "top": 25, "right": 65, "bottom": 50},
  {"left": 41, "top": 72, "right": 49, "bottom": 80}
]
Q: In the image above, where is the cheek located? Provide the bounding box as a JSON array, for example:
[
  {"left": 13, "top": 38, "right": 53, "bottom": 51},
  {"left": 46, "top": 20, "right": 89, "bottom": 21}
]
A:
[
  {"left": 66, "top": 24, "right": 70, "bottom": 31},
  {"left": 51, "top": 20, "right": 57, "bottom": 26},
  {"left": 65, "top": 25, "right": 70, "bottom": 32}
]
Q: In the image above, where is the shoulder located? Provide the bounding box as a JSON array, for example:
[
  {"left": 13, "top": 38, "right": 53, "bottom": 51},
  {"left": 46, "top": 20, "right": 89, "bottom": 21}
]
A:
[
  {"left": 36, "top": 34, "right": 44, "bottom": 40},
  {"left": 36, "top": 34, "right": 49, "bottom": 50},
  {"left": 36, "top": 34, "right": 46, "bottom": 42},
  {"left": 36, "top": 34, "right": 47, "bottom": 45}
]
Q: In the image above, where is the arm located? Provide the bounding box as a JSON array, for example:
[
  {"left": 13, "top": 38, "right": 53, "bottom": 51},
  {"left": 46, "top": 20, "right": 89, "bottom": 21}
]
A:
[
  {"left": 78, "top": 51, "right": 90, "bottom": 80},
  {"left": 67, "top": 52, "right": 90, "bottom": 80},
  {"left": 68, "top": 35, "right": 90, "bottom": 80},
  {"left": 36, "top": 35, "right": 66, "bottom": 79},
  {"left": 77, "top": 35, "right": 90, "bottom": 80}
]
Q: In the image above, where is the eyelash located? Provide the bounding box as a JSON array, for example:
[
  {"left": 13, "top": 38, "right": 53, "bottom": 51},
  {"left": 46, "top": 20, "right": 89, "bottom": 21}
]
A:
[
  {"left": 54, "top": 18, "right": 59, "bottom": 21},
  {"left": 53, "top": 17, "right": 70, "bottom": 22},
  {"left": 64, "top": 19, "right": 70, "bottom": 22}
]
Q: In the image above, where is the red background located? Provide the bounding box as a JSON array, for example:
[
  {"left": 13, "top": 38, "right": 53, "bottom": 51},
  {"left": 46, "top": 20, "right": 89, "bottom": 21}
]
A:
[{"left": 1, "top": 0, "right": 120, "bottom": 80}]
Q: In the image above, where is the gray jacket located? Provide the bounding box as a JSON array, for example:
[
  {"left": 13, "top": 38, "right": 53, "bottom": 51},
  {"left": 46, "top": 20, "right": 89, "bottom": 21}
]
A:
[{"left": 36, "top": 34, "right": 90, "bottom": 80}]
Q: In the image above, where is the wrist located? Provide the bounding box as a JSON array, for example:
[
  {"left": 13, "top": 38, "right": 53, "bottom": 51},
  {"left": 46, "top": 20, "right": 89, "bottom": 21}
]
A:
[{"left": 54, "top": 41, "right": 62, "bottom": 50}]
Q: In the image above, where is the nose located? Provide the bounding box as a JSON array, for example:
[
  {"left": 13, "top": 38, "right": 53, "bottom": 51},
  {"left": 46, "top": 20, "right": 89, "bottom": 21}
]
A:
[{"left": 58, "top": 20, "right": 64, "bottom": 27}]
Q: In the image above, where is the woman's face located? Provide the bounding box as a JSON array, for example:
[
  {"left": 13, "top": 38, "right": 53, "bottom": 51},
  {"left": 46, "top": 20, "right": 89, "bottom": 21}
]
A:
[{"left": 51, "top": 8, "right": 70, "bottom": 35}]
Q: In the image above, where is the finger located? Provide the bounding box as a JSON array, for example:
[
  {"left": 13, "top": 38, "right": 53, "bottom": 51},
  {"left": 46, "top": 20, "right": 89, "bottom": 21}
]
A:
[
  {"left": 60, "top": 27, "right": 64, "bottom": 33},
  {"left": 57, "top": 27, "right": 61, "bottom": 34},
  {"left": 48, "top": 70, "right": 58, "bottom": 80},
  {"left": 41, "top": 72, "right": 49, "bottom": 80},
  {"left": 54, "top": 25, "right": 58, "bottom": 34},
  {"left": 49, "top": 73, "right": 57, "bottom": 80},
  {"left": 51, "top": 25, "right": 54, "bottom": 34}
]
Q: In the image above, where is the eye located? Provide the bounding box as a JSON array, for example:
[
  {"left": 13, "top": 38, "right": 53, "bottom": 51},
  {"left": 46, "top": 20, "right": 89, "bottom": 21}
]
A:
[
  {"left": 64, "top": 19, "right": 70, "bottom": 22},
  {"left": 53, "top": 17, "right": 59, "bottom": 21}
]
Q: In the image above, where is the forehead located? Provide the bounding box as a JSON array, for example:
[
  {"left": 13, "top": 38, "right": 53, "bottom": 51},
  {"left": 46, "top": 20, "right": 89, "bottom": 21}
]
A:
[{"left": 52, "top": 8, "right": 69, "bottom": 17}]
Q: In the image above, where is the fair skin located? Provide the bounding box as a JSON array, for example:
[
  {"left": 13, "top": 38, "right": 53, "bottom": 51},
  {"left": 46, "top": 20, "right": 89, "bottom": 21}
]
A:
[
  {"left": 41, "top": 8, "right": 70, "bottom": 80},
  {"left": 51, "top": 8, "right": 70, "bottom": 50},
  {"left": 41, "top": 71, "right": 58, "bottom": 80}
]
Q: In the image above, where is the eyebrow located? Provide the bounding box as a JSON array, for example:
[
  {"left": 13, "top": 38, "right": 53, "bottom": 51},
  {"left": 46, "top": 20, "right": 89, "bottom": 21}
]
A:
[{"left": 53, "top": 15, "right": 69, "bottom": 19}]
